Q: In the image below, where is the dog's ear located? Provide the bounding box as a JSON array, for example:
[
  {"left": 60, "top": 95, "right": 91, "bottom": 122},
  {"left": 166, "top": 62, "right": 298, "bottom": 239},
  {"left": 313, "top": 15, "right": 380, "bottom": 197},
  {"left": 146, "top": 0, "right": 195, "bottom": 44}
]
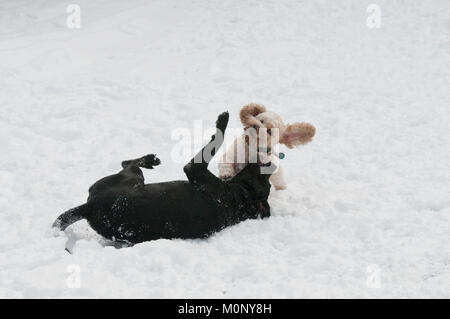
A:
[
  {"left": 240, "top": 103, "right": 266, "bottom": 127},
  {"left": 280, "top": 122, "right": 316, "bottom": 149}
]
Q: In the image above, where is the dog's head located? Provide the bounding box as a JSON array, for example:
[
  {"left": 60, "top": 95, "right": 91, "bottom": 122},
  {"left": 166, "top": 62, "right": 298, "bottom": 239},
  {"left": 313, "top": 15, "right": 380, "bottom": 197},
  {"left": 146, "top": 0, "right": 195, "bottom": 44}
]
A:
[
  {"left": 240, "top": 103, "right": 316, "bottom": 152},
  {"left": 230, "top": 161, "right": 276, "bottom": 201}
]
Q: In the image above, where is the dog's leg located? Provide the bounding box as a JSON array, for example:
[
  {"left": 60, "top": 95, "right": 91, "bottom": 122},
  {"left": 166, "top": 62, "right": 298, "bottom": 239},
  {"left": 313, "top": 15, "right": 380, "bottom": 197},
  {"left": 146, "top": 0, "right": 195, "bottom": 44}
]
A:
[
  {"left": 219, "top": 135, "right": 246, "bottom": 180},
  {"left": 121, "top": 154, "right": 161, "bottom": 169},
  {"left": 53, "top": 203, "right": 90, "bottom": 231},
  {"left": 269, "top": 166, "right": 287, "bottom": 190},
  {"left": 184, "top": 112, "right": 228, "bottom": 186},
  {"left": 87, "top": 161, "right": 153, "bottom": 199},
  {"left": 218, "top": 142, "right": 235, "bottom": 180}
]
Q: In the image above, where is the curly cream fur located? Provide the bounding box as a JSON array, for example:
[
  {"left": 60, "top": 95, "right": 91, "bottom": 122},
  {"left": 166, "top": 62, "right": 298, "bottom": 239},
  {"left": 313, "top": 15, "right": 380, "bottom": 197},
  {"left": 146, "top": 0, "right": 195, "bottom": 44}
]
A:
[{"left": 240, "top": 103, "right": 266, "bottom": 127}]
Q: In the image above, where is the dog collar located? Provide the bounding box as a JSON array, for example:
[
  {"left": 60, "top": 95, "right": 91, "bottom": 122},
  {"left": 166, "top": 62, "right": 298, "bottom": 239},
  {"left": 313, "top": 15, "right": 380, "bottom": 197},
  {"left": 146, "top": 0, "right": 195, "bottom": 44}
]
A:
[{"left": 257, "top": 147, "right": 285, "bottom": 160}]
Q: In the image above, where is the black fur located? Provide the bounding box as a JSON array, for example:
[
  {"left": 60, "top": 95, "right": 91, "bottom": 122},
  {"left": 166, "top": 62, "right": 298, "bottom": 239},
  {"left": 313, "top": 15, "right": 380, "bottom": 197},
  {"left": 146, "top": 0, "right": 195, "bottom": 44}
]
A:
[{"left": 53, "top": 112, "right": 274, "bottom": 244}]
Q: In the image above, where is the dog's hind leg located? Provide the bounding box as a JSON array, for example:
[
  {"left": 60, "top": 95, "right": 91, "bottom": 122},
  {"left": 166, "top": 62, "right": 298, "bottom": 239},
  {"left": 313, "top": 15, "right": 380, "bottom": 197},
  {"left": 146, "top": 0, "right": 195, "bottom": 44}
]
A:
[
  {"left": 52, "top": 203, "right": 90, "bottom": 231},
  {"left": 183, "top": 112, "right": 229, "bottom": 187},
  {"left": 121, "top": 154, "right": 161, "bottom": 169},
  {"left": 269, "top": 166, "right": 287, "bottom": 190}
]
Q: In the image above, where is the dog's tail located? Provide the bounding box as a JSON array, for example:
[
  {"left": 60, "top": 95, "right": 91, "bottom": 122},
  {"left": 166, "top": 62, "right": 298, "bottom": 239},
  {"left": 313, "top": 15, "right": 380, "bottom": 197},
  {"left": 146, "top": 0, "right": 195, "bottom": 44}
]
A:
[{"left": 52, "top": 203, "right": 90, "bottom": 231}]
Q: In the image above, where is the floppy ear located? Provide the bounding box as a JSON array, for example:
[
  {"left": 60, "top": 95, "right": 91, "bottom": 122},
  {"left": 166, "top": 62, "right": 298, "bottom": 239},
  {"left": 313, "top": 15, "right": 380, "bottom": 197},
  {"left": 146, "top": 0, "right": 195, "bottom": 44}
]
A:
[
  {"left": 240, "top": 103, "right": 266, "bottom": 127},
  {"left": 280, "top": 122, "right": 316, "bottom": 149}
]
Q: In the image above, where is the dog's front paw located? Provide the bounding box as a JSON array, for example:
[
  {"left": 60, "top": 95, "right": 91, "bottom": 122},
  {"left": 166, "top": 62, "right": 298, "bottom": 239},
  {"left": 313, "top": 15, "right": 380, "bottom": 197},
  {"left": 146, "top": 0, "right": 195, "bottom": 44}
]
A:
[
  {"left": 140, "top": 154, "right": 161, "bottom": 169},
  {"left": 216, "top": 111, "right": 229, "bottom": 133},
  {"left": 220, "top": 174, "right": 232, "bottom": 181},
  {"left": 273, "top": 183, "right": 286, "bottom": 191}
]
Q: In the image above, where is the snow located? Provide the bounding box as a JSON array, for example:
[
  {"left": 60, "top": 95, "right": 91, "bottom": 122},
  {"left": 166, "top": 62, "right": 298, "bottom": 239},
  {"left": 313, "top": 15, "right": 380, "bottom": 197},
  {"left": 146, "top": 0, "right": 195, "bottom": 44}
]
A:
[{"left": 1, "top": 0, "right": 449, "bottom": 298}]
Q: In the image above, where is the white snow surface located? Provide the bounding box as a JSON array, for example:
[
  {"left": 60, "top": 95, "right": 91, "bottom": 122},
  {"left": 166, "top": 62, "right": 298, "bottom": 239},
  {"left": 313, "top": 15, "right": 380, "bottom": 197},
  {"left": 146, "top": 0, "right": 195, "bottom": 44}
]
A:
[{"left": 1, "top": 0, "right": 449, "bottom": 298}]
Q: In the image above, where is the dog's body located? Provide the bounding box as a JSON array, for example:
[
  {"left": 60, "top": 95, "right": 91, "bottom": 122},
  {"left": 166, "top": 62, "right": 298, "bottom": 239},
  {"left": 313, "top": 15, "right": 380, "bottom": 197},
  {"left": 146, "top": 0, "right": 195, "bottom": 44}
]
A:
[
  {"left": 219, "top": 104, "right": 316, "bottom": 190},
  {"left": 53, "top": 112, "right": 273, "bottom": 244}
]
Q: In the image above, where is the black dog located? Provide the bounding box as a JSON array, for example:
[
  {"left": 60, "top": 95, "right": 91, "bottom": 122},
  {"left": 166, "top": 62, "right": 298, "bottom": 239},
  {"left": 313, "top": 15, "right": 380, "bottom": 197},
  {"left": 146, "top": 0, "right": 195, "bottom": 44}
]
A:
[{"left": 53, "top": 112, "right": 274, "bottom": 244}]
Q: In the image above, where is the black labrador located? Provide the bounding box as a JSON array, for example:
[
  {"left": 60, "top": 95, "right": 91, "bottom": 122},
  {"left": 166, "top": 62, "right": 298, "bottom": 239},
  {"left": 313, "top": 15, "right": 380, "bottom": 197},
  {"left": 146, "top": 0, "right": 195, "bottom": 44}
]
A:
[{"left": 52, "top": 112, "right": 274, "bottom": 244}]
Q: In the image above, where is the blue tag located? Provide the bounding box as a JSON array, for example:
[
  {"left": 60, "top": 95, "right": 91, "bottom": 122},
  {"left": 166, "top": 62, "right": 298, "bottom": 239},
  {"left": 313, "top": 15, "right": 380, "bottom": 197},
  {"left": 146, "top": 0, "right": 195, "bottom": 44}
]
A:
[{"left": 278, "top": 152, "right": 285, "bottom": 159}]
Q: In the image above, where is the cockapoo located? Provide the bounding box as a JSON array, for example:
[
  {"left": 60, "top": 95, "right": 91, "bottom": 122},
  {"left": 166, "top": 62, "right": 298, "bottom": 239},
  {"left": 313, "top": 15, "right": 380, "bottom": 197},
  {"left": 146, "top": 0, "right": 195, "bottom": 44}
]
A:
[{"left": 219, "top": 103, "right": 315, "bottom": 190}]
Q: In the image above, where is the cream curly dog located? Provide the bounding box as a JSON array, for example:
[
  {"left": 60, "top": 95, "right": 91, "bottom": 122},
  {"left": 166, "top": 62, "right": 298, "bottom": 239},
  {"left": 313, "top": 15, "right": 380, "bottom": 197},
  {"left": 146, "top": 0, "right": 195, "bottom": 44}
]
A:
[{"left": 219, "top": 103, "right": 316, "bottom": 190}]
